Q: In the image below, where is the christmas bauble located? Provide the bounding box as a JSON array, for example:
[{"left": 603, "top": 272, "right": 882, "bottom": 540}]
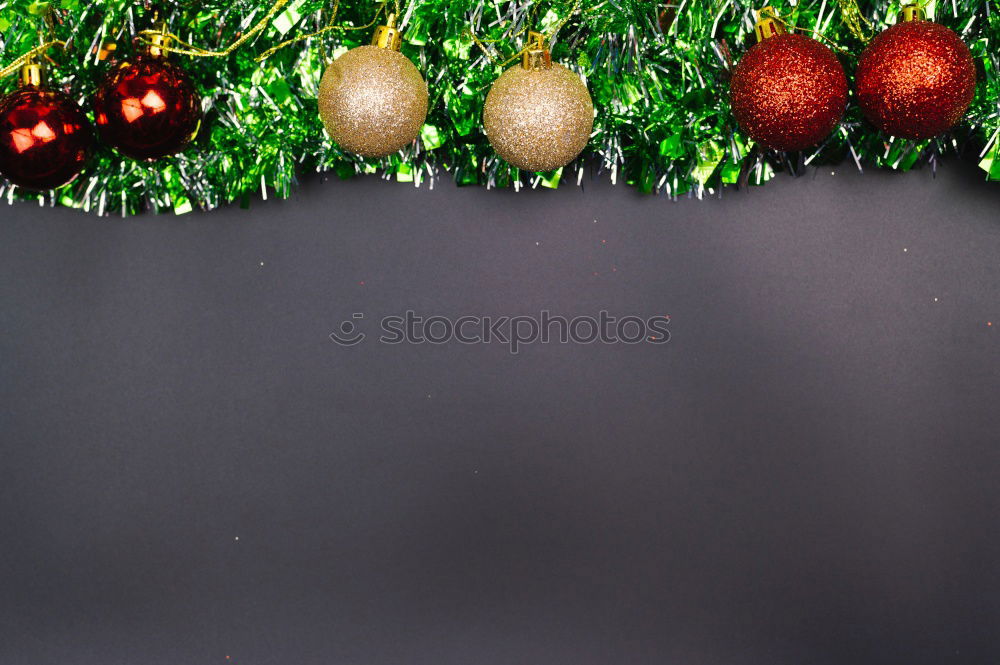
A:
[
  {"left": 93, "top": 54, "right": 202, "bottom": 160},
  {"left": 856, "top": 19, "right": 976, "bottom": 139},
  {"left": 483, "top": 62, "right": 594, "bottom": 172},
  {"left": 0, "top": 82, "right": 92, "bottom": 190},
  {"left": 318, "top": 45, "right": 428, "bottom": 159},
  {"left": 729, "top": 33, "right": 848, "bottom": 151}
]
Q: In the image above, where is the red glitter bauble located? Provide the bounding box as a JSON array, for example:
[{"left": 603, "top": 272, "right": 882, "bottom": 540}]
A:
[
  {"left": 856, "top": 20, "right": 976, "bottom": 140},
  {"left": 0, "top": 86, "right": 92, "bottom": 190},
  {"left": 729, "top": 33, "right": 848, "bottom": 151},
  {"left": 93, "top": 55, "right": 201, "bottom": 160}
]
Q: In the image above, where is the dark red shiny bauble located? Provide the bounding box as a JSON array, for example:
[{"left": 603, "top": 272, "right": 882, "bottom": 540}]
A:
[
  {"left": 0, "top": 87, "right": 92, "bottom": 190},
  {"left": 93, "top": 55, "right": 201, "bottom": 160},
  {"left": 856, "top": 20, "right": 976, "bottom": 140},
  {"left": 729, "top": 33, "right": 848, "bottom": 152}
]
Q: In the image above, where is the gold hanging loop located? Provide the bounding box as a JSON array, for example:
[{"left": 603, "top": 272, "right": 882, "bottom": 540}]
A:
[
  {"left": 136, "top": 0, "right": 293, "bottom": 58},
  {"left": 0, "top": 40, "right": 66, "bottom": 80}
]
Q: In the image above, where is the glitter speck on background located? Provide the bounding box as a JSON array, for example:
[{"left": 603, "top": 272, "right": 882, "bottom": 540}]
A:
[
  {"left": 729, "top": 33, "right": 848, "bottom": 152},
  {"left": 318, "top": 46, "right": 429, "bottom": 159},
  {"left": 856, "top": 20, "right": 977, "bottom": 140},
  {"left": 482, "top": 63, "right": 594, "bottom": 172}
]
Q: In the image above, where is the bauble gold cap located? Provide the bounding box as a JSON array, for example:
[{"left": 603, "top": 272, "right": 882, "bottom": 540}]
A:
[
  {"left": 753, "top": 6, "right": 787, "bottom": 42},
  {"left": 371, "top": 13, "right": 402, "bottom": 50},
  {"left": 146, "top": 22, "right": 173, "bottom": 58},
  {"left": 900, "top": 3, "right": 926, "bottom": 22},
  {"left": 522, "top": 31, "right": 552, "bottom": 70},
  {"left": 19, "top": 62, "right": 44, "bottom": 87}
]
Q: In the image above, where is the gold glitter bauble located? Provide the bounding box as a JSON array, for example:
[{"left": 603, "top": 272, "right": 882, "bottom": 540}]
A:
[
  {"left": 482, "top": 63, "right": 594, "bottom": 172},
  {"left": 318, "top": 45, "right": 428, "bottom": 159}
]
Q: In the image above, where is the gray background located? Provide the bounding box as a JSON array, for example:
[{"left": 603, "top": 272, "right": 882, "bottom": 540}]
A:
[{"left": 1, "top": 159, "right": 999, "bottom": 665}]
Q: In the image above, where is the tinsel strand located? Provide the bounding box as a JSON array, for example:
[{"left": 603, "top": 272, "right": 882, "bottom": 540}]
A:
[{"left": 0, "top": 0, "right": 994, "bottom": 216}]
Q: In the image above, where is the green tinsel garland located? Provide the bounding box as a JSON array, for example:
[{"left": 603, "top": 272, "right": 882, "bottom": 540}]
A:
[{"left": 0, "top": 0, "right": 997, "bottom": 215}]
